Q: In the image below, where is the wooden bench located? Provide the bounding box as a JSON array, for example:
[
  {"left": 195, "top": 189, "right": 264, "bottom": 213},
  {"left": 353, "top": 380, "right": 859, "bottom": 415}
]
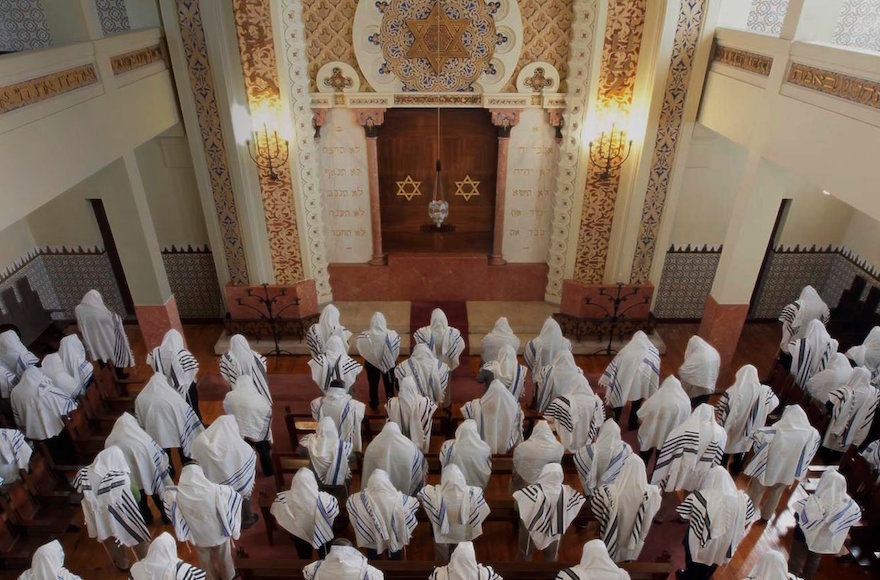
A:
[{"left": 838, "top": 445, "right": 880, "bottom": 567}]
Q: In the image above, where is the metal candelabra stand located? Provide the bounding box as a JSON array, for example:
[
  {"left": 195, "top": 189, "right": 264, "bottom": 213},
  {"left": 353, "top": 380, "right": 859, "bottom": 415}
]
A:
[
  {"left": 235, "top": 284, "right": 300, "bottom": 362},
  {"left": 583, "top": 282, "right": 651, "bottom": 356}
]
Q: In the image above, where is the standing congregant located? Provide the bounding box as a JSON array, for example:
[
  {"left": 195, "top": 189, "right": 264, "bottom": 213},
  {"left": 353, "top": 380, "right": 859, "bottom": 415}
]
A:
[
  {"left": 678, "top": 336, "right": 720, "bottom": 408},
  {"left": 74, "top": 290, "right": 134, "bottom": 376},
  {"left": 135, "top": 373, "right": 204, "bottom": 466},
  {"left": 414, "top": 308, "right": 465, "bottom": 371},
  {"left": 223, "top": 374, "right": 274, "bottom": 475},
  {"left": 309, "top": 335, "right": 363, "bottom": 393},
  {"left": 362, "top": 421, "right": 427, "bottom": 495},
  {"left": 396, "top": 344, "right": 451, "bottom": 407},
  {"left": 386, "top": 376, "right": 438, "bottom": 453},
  {"left": 270, "top": 469, "right": 339, "bottom": 559},
  {"left": 306, "top": 304, "right": 352, "bottom": 359},
  {"left": 356, "top": 312, "right": 400, "bottom": 409},
  {"left": 600, "top": 331, "right": 660, "bottom": 430},
  {"left": 524, "top": 316, "right": 571, "bottom": 375},
  {"left": 440, "top": 419, "right": 492, "bottom": 489},
  {"left": 715, "top": 365, "right": 779, "bottom": 474},
  {"left": 779, "top": 286, "right": 830, "bottom": 354},
  {"left": 463, "top": 380, "right": 523, "bottom": 454},
  {"left": 219, "top": 334, "right": 271, "bottom": 402},
  {"left": 418, "top": 465, "right": 490, "bottom": 560},
  {"left": 347, "top": 469, "right": 420, "bottom": 560},
  {"left": 480, "top": 316, "right": 520, "bottom": 363},
  {"left": 147, "top": 329, "right": 201, "bottom": 422}
]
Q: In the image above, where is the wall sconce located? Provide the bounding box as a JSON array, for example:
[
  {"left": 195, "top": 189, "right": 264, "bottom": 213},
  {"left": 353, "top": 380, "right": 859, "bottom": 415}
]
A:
[
  {"left": 247, "top": 123, "right": 289, "bottom": 181},
  {"left": 588, "top": 122, "right": 632, "bottom": 179}
]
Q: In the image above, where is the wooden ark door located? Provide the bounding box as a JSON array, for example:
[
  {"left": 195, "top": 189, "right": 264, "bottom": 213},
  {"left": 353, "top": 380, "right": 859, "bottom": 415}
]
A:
[{"left": 378, "top": 108, "right": 497, "bottom": 253}]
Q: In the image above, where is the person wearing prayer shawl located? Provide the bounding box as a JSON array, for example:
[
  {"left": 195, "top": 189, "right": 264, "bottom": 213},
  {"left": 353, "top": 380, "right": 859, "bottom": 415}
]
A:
[
  {"left": 744, "top": 405, "right": 820, "bottom": 521},
  {"left": 440, "top": 419, "right": 492, "bottom": 488},
  {"left": 105, "top": 412, "right": 172, "bottom": 526},
  {"left": 861, "top": 439, "right": 880, "bottom": 474},
  {"left": 788, "top": 469, "right": 861, "bottom": 580},
  {"left": 512, "top": 420, "right": 565, "bottom": 491},
  {"left": 524, "top": 316, "right": 572, "bottom": 375},
  {"left": 636, "top": 375, "right": 691, "bottom": 473},
  {"left": 544, "top": 376, "right": 605, "bottom": 452},
  {"left": 309, "top": 335, "right": 363, "bottom": 394},
  {"left": 574, "top": 419, "right": 633, "bottom": 496},
  {"left": 779, "top": 286, "right": 830, "bottom": 355},
  {"left": 414, "top": 308, "right": 465, "bottom": 371},
  {"left": 74, "top": 446, "right": 151, "bottom": 570},
  {"left": 481, "top": 316, "right": 520, "bottom": 364},
  {"left": 0, "top": 328, "right": 39, "bottom": 378},
  {"left": 346, "top": 468, "right": 420, "bottom": 559},
  {"left": 746, "top": 551, "right": 802, "bottom": 580},
  {"left": 310, "top": 378, "right": 365, "bottom": 452},
  {"left": 419, "top": 465, "right": 491, "bottom": 560},
  {"left": 462, "top": 380, "right": 524, "bottom": 455},
  {"left": 555, "top": 539, "right": 631, "bottom": 580},
  {"left": 590, "top": 454, "right": 661, "bottom": 562},
  {"left": 270, "top": 468, "right": 339, "bottom": 560},
  {"left": 147, "top": 329, "right": 202, "bottom": 422},
  {"left": 788, "top": 319, "right": 838, "bottom": 388},
  {"left": 600, "top": 331, "right": 661, "bottom": 430},
  {"left": 189, "top": 415, "right": 258, "bottom": 529},
  {"left": 478, "top": 344, "right": 527, "bottom": 400},
  {"left": 676, "top": 466, "right": 757, "bottom": 580},
  {"left": 513, "top": 463, "right": 586, "bottom": 561},
  {"left": 11, "top": 367, "right": 77, "bottom": 463},
  {"left": 822, "top": 367, "right": 880, "bottom": 454},
  {"left": 805, "top": 352, "right": 852, "bottom": 404},
  {"left": 74, "top": 290, "right": 135, "bottom": 374},
  {"left": 40, "top": 353, "right": 83, "bottom": 399},
  {"left": 0, "top": 428, "right": 32, "bottom": 483},
  {"left": 386, "top": 375, "right": 438, "bottom": 453},
  {"left": 222, "top": 374, "right": 274, "bottom": 475},
  {"left": 18, "top": 540, "right": 82, "bottom": 580},
  {"left": 362, "top": 421, "right": 427, "bottom": 495},
  {"left": 395, "top": 343, "right": 451, "bottom": 407},
  {"left": 135, "top": 373, "right": 204, "bottom": 465},
  {"left": 218, "top": 334, "right": 271, "bottom": 403},
  {"left": 678, "top": 336, "right": 720, "bottom": 408},
  {"left": 130, "top": 532, "right": 207, "bottom": 580},
  {"left": 302, "top": 417, "right": 353, "bottom": 495},
  {"left": 303, "top": 539, "right": 384, "bottom": 580},
  {"left": 846, "top": 326, "right": 880, "bottom": 385},
  {"left": 306, "top": 304, "right": 352, "bottom": 359},
  {"left": 59, "top": 334, "right": 93, "bottom": 393},
  {"left": 535, "top": 350, "right": 586, "bottom": 413},
  {"left": 429, "top": 541, "right": 501, "bottom": 579},
  {"left": 163, "top": 464, "right": 241, "bottom": 580},
  {"left": 356, "top": 312, "right": 401, "bottom": 409},
  {"left": 715, "top": 364, "right": 779, "bottom": 474}
]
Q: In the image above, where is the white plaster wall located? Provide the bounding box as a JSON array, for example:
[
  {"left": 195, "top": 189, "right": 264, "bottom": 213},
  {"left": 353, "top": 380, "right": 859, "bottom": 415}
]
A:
[
  {"left": 843, "top": 208, "right": 880, "bottom": 266},
  {"left": 126, "top": 0, "right": 161, "bottom": 29},
  {"left": 0, "top": 219, "right": 36, "bottom": 268},
  {"left": 777, "top": 186, "right": 854, "bottom": 247},
  {"left": 26, "top": 168, "right": 107, "bottom": 249}
]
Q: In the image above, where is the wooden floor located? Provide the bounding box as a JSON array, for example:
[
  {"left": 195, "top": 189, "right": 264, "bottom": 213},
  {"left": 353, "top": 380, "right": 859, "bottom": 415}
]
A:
[{"left": 11, "top": 321, "right": 873, "bottom": 579}]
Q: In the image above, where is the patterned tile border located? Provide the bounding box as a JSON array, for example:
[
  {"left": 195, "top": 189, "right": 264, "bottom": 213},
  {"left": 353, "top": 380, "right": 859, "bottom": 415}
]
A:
[
  {"left": 95, "top": 0, "right": 131, "bottom": 35},
  {"left": 393, "top": 94, "right": 483, "bottom": 106},
  {"left": 111, "top": 43, "right": 167, "bottom": 75},
  {"left": 653, "top": 246, "right": 721, "bottom": 319},
  {"left": 786, "top": 62, "right": 880, "bottom": 111},
  {"left": 0, "top": 64, "right": 98, "bottom": 115},
  {"left": 712, "top": 43, "right": 773, "bottom": 76}
]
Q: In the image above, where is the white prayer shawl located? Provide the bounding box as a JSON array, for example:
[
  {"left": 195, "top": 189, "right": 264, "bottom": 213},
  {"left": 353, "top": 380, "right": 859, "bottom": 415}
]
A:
[
  {"left": 637, "top": 375, "right": 691, "bottom": 451},
  {"left": 805, "top": 353, "right": 853, "bottom": 404},
  {"left": 862, "top": 439, "right": 880, "bottom": 473},
  {"left": 556, "top": 539, "right": 631, "bottom": 580},
  {"left": 678, "top": 336, "right": 720, "bottom": 398},
  {"left": 74, "top": 290, "right": 134, "bottom": 368},
  {"left": 18, "top": 540, "right": 81, "bottom": 580},
  {"left": 413, "top": 308, "right": 465, "bottom": 371},
  {"left": 302, "top": 545, "right": 383, "bottom": 580},
  {"left": 190, "top": 415, "right": 256, "bottom": 497},
  {"left": 779, "top": 286, "right": 830, "bottom": 354},
  {"left": 0, "top": 428, "right": 32, "bottom": 483},
  {"left": 11, "top": 368, "right": 76, "bottom": 440},
  {"left": 544, "top": 379, "right": 605, "bottom": 452},
  {"left": 362, "top": 421, "right": 427, "bottom": 495},
  {"left": 744, "top": 405, "right": 820, "bottom": 487},
  {"left": 790, "top": 319, "right": 838, "bottom": 388},
  {"left": 677, "top": 466, "right": 757, "bottom": 566},
  {"left": 715, "top": 365, "right": 779, "bottom": 454},
  {"left": 524, "top": 317, "right": 571, "bottom": 374},
  {"left": 129, "top": 532, "right": 207, "bottom": 580},
  {"left": 386, "top": 376, "right": 438, "bottom": 453},
  {"left": 462, "top": 380, "right": 524, "bottom": 454},
  {"left": 481, "top": 344, "right": 527, "bottom": 400},
  {"left": 651, "top": 404, "right": 726, "bottom": 492},
  {"left": 600, "top": 331, "right": 661, "bottom": 409},
  {"left": 164, "top": 464, "right": 242, "bottom": 548},
  {"left": 481, "top": 317, "right": 520, "bottom": 363},
  {"left": 222, "top": 375, "right": 273, "bottom": 443},
  {"left": 395, "top": 344, "right": 450, "bottom": 405},
  {"left": 513, "top": 464, "right": 586, "bottom": 550},
  {"left": 429, "top": 542, "right": 502, "bottom": 580},
  {"left": 310, "top": 387, "right": 365, "bottom": 452},
  {"left": 439, "top": 419, "right": 492, "bottom": 489},
  {"left": 74, "top": 446, "right": 151, "bottom": 547},
  {"left": 846, "top": 327, "right": 880, "bottom": 381},
  {"left": 346, "top": 469, "right": 420, "bottom": 553},
  {"left": 418, "top": 465, "right": 490, "bottom": 544},
  {"left": 590, "top": 455, "right": 661, "bottom": 562},
  {"left": 309, "top": 336, "right": 363, "bottom": 393},
  {"left": 147, "top": 330, "right": 199, "bottom": 398},
  {"left": 59, "top": 334, "right": 93, "bottom": 393},
  {"left": 824, "top": 367, "right": 880, "bottom": 451},
  {"left": 303, "top": 417, "right": 353, "bottom": 486},
  {"left": 356, "top": 312, "right": 400, "bottom": 373},
  {"left": 105, "top": 412, "right": 171, "bottom": 496},
  {"left": 0, "top": 329, "right": 38, "bottom": 377},
  {"left": 513, "top": 420, "right": 565, "bottom": 485},
  {"left": 306, "top": 304, "right": 352, "bottom": 359},
  {"left": 0, "top": 362, "right": 17, "bottom": 399},
  {"left": 745, "top": 551, "right": 801, "bottom": 580},
  {"left": 219, "top": 334, "right": 271, "bottom": 402},
  {"left": 794, "top": 469, "right": 861, "bottom": 554},
  {"left": 270, "top": 469, "right": 338, "bottom": 548},
  {"left": 39, "top": 354, "right": 82, "bottom": 399},
  {"left": 536, "top": 351, "right": 586, "bottom": 413},
  {"left": 134, "top": 373, "right": 204, "bottom": 456},
  {"left": 574, "top": 419, "right": 633, "bottom": 495}
]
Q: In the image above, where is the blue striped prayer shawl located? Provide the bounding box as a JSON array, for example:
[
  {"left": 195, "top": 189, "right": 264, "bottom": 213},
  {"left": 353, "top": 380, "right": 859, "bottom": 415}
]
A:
[
  {"left": 74, "top": 469, "right": 150, "bottom": 545},
  {"left": 314, "top": 354, "right": 362, "bottom": 392},
  {"left": 395, "top": 359, "right": 449, "bottom": 403},
  {"left": 179, "top": 406, "right": 203, "bottom": 457},
  {"left": 111, "top": 314, "right": 134, "bottom": 368},
  {"left": 272, "top": 491, "right": 338, "bottom": 548},
  {"left": 574, "top": 442, "right": 631, "bottom": 493},
  {"left": 220, "top": 451, "right": 257, "bottom": 496},
  {"left": 347, "top": 492, "right": 419, "bottom": 552},
  {"left": 357, "top": 331, "right": 401, "bottom": 373},
  {"left": 590, "top": 486, "right": 653, "bottom": 561},
  {"left": 220, "top": 353, "right": 271, "bottom": 402},
  {"left": 746, "top": 427, "right": 819, "bottom": 482}
]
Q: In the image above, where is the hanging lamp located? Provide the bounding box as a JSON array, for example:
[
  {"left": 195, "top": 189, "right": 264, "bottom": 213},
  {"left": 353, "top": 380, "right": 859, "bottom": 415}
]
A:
[{"left": 428, "top": 107, "right": 449, "bottom": 227}]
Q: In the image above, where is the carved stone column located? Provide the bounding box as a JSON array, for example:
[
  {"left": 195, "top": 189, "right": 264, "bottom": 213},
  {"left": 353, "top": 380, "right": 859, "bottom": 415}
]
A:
[
  {"left": 489, "top": 109, "right": 521, "bottom": 266},
  {"left": 356, "top": 108, "right": 387, "bottom": 265}
]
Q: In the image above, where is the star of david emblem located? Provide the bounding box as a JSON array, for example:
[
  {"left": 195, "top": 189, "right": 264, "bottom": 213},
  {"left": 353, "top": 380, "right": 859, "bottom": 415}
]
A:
[
  {"left": 455, "top": 175, "right": 480, "bottom": 201},
  {"left": 396, "top": 175, "right": 422, "bottom": 201},
  {"left": 406, "top": 3, "right": 469, "bottom": 73}
]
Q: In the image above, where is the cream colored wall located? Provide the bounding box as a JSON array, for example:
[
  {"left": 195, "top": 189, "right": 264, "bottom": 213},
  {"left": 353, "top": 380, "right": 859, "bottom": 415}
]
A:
[
  {"left": 0, "top": 219, "right": 36, "bottom": 268},
  {"left": 777, "top": 187, "right": 854, "bottom": 247},
  {"left": 843, "top": 209, "right": 880, "bottom": 267},
  {"left": 26, "top": 174, "right": 103, "bottom": 249}
]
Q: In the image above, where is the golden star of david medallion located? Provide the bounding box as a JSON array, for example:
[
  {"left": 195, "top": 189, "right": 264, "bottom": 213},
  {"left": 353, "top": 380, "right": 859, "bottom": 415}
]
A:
[
  {"left": 396, "top": 175, "right": 422, "bottom": 201},
  {"left": 455, "top": 175, "right": 480, "bottom": 201},
  {"left": 406, "top": 3, "right": 469, "bottom": 73}
]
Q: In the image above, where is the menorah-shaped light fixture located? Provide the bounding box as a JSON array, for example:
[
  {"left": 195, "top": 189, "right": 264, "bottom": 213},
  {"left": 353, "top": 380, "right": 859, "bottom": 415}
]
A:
[
  {"left": 247, "top": 122, "right": 289, "bottom": 182},
  {"left": 588, "top": 122, "right": 633, "bottom": 179}
]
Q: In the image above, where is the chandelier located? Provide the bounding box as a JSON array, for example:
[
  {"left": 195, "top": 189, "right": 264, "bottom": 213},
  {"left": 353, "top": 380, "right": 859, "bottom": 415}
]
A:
[{"left": 428, "top": 106, "right": 449, "bottom": 227}]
